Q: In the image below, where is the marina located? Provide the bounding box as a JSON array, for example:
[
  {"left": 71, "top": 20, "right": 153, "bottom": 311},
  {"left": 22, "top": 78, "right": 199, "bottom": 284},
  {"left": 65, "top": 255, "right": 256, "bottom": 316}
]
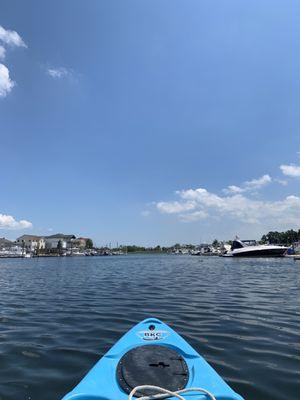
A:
[
  {"left": 1, "top": 233, "right": 300, "bottom": 259},
  {"left": 0, "top": 235, "right": 125, "bottom": 258}
]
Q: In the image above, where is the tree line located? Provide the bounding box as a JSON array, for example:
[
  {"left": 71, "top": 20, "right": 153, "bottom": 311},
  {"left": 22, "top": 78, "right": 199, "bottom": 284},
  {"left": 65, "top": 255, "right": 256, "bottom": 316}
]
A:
[{"left": 261, "top": 230, "right": 300, "bottom": 246}]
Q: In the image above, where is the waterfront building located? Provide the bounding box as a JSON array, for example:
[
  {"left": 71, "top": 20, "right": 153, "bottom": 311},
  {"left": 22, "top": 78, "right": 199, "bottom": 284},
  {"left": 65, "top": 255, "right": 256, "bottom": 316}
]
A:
[
  {"left": 44, "top": 234, "right": 76, "bottom": 250},
  {"left": 0, "top": 237, "right": 14, "bottom": 250},
  {"left": 198, "top": 244, "right": 211, "bottom": 254},
  {"left": 73, "top": 237, "right": 89, "bottom": 249},
  {"left": 16, "top": 235, "right": 46, "bottom": 252}
]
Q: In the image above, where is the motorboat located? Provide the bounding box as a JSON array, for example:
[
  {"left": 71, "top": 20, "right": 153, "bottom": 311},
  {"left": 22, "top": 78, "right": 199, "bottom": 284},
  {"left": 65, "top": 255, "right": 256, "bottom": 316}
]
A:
[{"left": 222, "top": 238, "right": 287, "bottom": 257}]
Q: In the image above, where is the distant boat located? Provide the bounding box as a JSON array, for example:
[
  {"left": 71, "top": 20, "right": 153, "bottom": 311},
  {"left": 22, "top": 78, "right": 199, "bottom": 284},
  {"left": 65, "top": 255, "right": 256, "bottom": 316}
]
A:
[
  {"left": 0, "top": 252, "right": 22, "bottom": 258},
  {"left": 111, "top": 250, "right": 125, "bottom": 255},
  {"left": 72, "top": 250, "right": 85, "bottom": 256},
  {"left": 223, "top": 239, "right": 287, "bottom": 257}
]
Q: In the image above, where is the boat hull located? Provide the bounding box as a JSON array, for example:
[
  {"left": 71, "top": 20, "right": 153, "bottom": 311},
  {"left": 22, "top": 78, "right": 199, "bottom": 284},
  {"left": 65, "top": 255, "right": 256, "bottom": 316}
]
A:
[
  {"left": 62, "top": 318, "right": 244, "bottom": 400},
  {"left": 230, "top": 249, "right": 287, "bottom": 257}
]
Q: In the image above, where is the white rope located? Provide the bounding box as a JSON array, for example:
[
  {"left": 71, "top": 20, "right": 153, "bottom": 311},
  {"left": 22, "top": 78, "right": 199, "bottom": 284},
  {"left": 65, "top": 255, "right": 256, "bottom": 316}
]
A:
[{"left": 128, "top": 385, "right": 217, "bottom": 400}]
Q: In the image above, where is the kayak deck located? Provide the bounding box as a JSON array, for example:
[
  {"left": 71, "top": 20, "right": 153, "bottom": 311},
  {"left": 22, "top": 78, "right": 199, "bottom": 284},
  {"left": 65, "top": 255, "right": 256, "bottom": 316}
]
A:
[{"left": 62, "top": 318, "right": 244, "bottom": 400}]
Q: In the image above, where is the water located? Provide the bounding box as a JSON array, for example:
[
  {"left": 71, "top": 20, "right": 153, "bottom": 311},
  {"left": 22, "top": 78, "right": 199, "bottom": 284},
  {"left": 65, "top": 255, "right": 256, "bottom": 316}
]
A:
[{"left": 0, "top": 255, "right": 299, "bottom": 400}]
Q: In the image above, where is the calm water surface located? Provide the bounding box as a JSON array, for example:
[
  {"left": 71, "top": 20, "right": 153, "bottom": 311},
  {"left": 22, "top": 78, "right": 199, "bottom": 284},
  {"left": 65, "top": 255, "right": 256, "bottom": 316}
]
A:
[{"left": 0, "top": 255, "right": 299, "bottom": 400}]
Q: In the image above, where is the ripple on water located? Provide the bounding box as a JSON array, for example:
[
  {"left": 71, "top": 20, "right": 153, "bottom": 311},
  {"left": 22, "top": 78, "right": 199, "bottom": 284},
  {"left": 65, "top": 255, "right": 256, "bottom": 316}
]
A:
[{"left": 0, "top": 255, "right": 299, "bottom": 400}]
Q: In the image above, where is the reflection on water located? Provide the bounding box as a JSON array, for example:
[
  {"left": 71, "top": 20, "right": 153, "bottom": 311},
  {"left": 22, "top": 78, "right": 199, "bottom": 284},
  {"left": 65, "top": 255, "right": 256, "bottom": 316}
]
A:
[{"left": 0, "top": 255, "right": 299, "bottom": 400}]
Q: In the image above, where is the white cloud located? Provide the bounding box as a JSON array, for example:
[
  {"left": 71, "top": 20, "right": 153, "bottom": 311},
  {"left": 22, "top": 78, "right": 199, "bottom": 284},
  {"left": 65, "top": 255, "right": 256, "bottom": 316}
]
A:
[
  {"left": 0, "top": 26, "right": 27, "bottom": 98},
  {"left": 0, "top": 214, "right": 32, "bottom": 230},
  {"left": 225, "top": 185, "right": 244, "bottom": 194},
  {"left": 179, "top": 210, "right": 208, "bottom": 222},
  {"left": 280, "top": 164, "right": 300, "bottom": 177},
  {"left": 244, "top": 174, "right": 272, "bottom": 189},
  {"left": 0, "top": 45, "right": 6, "bottom": 60},
  {"left": 0, "top": 64, "right": 14, "bottom": 97},
  {"left": 156, "top": 186, "right": 300, "bottom": 227},
  {"left": 156, "top": 200, "right": 196, "bottom": 214},
  {"left": 224, "top": 174, "right": 272, "bottom": 194},
  {"left": 47, "top": 67, "right": 71, "bottom": 79},
  {"left": 274, "top": 179, "right": 288, "bottom": 186},
  {"left": 0, "top": 25, "right": 27, "bottom": 48},
  {"left": 141, "top": 210, "right": 150, "bottom": 217}
]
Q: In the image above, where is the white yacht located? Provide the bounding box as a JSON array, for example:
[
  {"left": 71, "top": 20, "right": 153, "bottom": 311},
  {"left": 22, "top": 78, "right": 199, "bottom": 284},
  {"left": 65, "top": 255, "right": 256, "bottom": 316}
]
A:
[{"left": 223, "top": 238, "right": 287, "bottom": 257}]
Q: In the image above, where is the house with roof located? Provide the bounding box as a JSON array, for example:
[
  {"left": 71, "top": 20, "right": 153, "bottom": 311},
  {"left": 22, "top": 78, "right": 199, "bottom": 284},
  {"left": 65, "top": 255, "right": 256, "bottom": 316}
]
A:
[
  {"left": 73, "top": 237, "right": 90, "bottom": 249},
  {"left": 0, "top": 237, "right": 14, "bottom": 250},
  {"left": 16, "top": 235, "right": 46, "bottom": 252},
  {"left": 44, "top": 234, "right": 76, "bottom": 250},
  {"left": 0, "top": 238, "right": 23, "bottom": 256}
]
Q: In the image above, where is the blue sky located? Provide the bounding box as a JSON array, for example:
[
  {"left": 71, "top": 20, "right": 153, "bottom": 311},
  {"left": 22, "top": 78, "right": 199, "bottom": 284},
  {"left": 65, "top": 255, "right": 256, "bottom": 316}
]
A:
[{"left": 1, "top": 0, "right": 300, "bottom": 246}]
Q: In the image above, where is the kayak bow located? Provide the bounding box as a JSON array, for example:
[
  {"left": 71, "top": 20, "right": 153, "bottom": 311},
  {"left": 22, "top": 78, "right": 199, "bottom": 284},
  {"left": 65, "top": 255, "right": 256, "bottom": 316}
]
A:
[{"left": 62, "top": 318, "right": 244, "bottom": 400}]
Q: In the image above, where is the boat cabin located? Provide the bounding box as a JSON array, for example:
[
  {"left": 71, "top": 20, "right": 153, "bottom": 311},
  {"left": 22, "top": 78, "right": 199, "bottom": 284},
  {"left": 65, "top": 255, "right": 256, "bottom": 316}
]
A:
[{"left": 231, "top": 239, "right": 257, "bottom": 251}]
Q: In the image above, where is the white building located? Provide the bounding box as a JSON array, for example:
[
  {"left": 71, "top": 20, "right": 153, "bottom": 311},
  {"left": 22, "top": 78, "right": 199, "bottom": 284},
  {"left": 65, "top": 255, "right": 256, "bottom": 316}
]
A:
[
  {"left": 16, "top": 235, "right": 46, "bottom": 252},
  {"left": 44, "top": 234, "right": 76, "bottom": 250}
]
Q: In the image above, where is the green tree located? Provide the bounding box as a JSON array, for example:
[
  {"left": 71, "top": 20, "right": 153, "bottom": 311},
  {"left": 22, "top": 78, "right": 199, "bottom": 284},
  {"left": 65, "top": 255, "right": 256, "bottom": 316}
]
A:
[
  {"left": 57, "top": 240, "right": 62, "bottom": 255},
  {"left": 126, "top": 245, "right": 146, "bottom": 253},
  {"left": 261, "top": 229, "right": 300, "bottom": 246},
  {"left": 212, "top": 239, "right": 219, "bottom": 248},
  {"left": 86, "top": 238, "right": 93, "bottom": 249}
]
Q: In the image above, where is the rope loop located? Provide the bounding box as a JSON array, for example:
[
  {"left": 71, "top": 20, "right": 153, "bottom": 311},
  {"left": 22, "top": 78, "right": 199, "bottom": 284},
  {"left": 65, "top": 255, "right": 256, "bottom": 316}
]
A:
[{"left": 128, "top": 385, "right": 217, "bottom": 400}]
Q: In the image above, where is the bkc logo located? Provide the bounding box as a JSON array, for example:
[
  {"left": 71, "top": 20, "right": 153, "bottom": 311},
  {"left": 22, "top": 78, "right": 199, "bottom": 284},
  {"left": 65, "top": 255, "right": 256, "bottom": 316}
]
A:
[{"left": 137, "top": 330, "right": 170, "bottom": 341}]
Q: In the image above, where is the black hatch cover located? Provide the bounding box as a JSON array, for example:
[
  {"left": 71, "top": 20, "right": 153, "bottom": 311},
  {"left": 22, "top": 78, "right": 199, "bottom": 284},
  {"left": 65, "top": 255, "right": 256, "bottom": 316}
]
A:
[{"left": 116, "top": 345, "right": 189, "bottom": 397}]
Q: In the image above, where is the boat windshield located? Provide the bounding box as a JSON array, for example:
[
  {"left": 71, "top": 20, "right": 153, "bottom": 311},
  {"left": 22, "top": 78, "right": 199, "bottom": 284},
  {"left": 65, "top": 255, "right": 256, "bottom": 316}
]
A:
[
  {"left": 241, "top": 240, "right": 257, "bottom": 246},
  {"left": 231, "top": 239, "right": 257, "bottom": 250},
  {"left": 231, "top": 240, "right": 245, "bottom": 250}
]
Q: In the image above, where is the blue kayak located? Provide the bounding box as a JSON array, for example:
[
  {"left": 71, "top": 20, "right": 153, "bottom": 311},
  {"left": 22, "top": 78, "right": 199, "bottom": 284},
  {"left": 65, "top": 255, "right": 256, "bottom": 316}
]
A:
[{"left": 62, "top": 318, "right": 244, "bottom": 400}]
